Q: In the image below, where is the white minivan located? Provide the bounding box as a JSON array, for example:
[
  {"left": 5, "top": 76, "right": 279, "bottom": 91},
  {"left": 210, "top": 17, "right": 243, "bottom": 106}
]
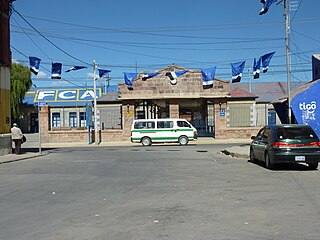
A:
[{"left": 131, "top": 118, "right": 198, "bottom": 146}]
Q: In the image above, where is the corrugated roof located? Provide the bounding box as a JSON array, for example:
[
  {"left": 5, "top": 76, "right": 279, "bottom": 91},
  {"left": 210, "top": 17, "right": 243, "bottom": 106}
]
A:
[
  {"left": 230, "top": 87, "right": 257, "bottom": 98},
  {"left": 97, "top": 92, "right": 119, "bottom": 102}
]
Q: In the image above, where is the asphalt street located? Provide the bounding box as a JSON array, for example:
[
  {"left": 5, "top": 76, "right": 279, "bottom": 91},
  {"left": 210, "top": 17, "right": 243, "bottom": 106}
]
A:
[{"left": 0, "top": 144, "right": 319, "bottom": 240}]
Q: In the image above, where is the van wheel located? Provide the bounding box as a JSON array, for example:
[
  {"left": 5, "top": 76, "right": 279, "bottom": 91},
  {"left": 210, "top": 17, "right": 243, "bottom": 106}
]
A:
[
  {"left": 141, "top": 137, "right": 152, "bottom": 146},
  {"left": 265, "top": 152, "right": 274, "bottom": 170},
  {"left": 178, "top": 136, "right": 189, "bottom": 145},
  {"left": 308, "top": 163, "right": 318, "bottom": 170}
]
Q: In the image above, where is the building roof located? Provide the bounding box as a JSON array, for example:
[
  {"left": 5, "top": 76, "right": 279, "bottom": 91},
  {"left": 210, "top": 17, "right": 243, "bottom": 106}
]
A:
[
  {"left": 231, "top": 82, "right": 293, "bottom": 103},
  {"left": 97, "top": 91, "right": 120, "bottom": 103},
  {"left": 230, "top": 87, "right": 257, "bottom": 99}
]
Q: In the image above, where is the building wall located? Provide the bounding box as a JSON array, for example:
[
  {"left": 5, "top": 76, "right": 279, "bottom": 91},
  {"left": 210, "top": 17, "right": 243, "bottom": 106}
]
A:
[
  {"left": 0, "top": 67, "right": 11, "bottom": 133},
  {"left": 119, "top": 70, "right": 229, "bottom": 100},
  {"left": 0, "top": 0, "right": 13, "bottom": 155}
]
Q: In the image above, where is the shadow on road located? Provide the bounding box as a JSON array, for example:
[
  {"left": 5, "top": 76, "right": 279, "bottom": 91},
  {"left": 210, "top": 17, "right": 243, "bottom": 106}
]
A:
[{"left": 248, "top": 160, "right": 318, "bottom": 171}]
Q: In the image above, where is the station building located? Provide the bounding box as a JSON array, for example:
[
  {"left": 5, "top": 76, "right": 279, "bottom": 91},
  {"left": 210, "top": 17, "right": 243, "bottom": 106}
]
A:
[{"left": 20, "top": 65, "right": 285, "bottom": 144}]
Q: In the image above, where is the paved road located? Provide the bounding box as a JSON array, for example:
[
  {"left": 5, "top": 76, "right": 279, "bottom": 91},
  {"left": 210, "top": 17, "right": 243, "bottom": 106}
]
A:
[{"left": 0, "top": 145, "right": 319, "bottom": 240}]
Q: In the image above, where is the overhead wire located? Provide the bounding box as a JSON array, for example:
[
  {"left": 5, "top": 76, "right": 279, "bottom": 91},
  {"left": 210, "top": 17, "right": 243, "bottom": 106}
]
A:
[
  {"left": 12, "top": 7, "right": 91, "bottom": 66},
  {"left": 11, "top": 45, "right": 84, "bottom": 88},
  {"left": 10, "top": 7, "right": 318, "bottom": 85}
]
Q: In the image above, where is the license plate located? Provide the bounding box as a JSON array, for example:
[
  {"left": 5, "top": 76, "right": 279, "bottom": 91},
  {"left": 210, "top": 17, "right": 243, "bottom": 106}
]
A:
[{"left": 295, "top": 156, "right": 305, "bottom": 162}]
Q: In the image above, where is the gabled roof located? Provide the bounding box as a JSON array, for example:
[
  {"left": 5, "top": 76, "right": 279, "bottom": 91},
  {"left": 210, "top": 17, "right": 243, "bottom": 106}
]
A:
[{"left": 230, "top": 87, "right": 257, "bottom": 99}]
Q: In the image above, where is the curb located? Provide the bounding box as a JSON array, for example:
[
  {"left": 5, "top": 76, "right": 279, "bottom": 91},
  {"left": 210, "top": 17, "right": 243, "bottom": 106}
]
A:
[
  {"left": 221, "top": 149, "right": 249, "bottom": 159},
  {"left": 0, "top": 151, "right": 49, "bottom": 164}
]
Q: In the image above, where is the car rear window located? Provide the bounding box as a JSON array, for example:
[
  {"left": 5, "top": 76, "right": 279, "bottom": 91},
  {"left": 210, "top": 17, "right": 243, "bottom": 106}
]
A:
[{"left": 277, "top": 127, "right": 318, "bottom": 140}]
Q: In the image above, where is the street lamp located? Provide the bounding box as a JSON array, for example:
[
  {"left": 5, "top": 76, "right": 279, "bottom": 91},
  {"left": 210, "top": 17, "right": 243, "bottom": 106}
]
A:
[
  {"left": 34, "top": 86, "right": 42, "bottom": 154},
  {"left": 93, "top": 60, "right": 98, "bottom": 145}
]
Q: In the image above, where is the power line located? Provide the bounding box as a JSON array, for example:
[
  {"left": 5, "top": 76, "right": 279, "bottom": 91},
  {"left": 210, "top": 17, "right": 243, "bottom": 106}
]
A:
[{"left": 12, "top": 7, "right": 91, "bottom": 66}]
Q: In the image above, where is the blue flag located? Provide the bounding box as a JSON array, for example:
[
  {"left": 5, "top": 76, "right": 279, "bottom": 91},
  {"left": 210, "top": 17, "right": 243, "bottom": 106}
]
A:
[
  {"left": 231, "top": 61, "right": 246, "bottom": 83},
  {"left": 260, "top": 0, "right": 277, "bottom": 15},
  {"left": 165, "top": 70, "right": 188, "bottom": 85},
  {"left": 141, "top": 72, "right": 160, "bottom": 81},
  {"left": 98, "top": 69, "right": 112, "bottom": 78},
  {"left": 29, "top": 56, "right": 41, "bottom": 75},
  {"left": 291, "top": 81, "right": 320, "bottom": 138},
  {"left": 261, "top": 51, "right": 275, "bottom": 73},
  {"left": 51, "top": 62, "right": 62, "bottom": 79},
  {"left": 253, "top": 57, "right": 261, "bottom": 79},
  {"left": 201, "top": 67, "right": 216, "bottom": 86},
  {"left": 124, "top": 72, "right": 138, "bottom": 89},
  {"left": 65, "top": 66, "right": 87, "bottom": 73}
]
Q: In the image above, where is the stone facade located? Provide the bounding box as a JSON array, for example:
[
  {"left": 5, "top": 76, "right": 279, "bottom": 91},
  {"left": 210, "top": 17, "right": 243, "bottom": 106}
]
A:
[
  {"left": 37, "top": 66, "right": 261, "bottom": 143},
  {"left": 118, "top": 67, "right": 229, "bottom": 100}
]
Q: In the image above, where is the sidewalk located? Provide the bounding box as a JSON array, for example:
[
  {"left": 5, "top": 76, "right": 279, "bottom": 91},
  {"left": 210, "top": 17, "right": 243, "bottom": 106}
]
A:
[{"left": 0, "top": 138, "right": 251, "bottom": 164}]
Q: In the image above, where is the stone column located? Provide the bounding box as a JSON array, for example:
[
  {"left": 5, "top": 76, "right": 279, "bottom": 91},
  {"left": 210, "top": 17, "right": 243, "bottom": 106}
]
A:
[
  {"left": 169, "top": 100, "right": 179, "bottom": 118},
  {"left": 214, "top": 100, "right": 227, "bottom": 139},
  {"left": 40, "top": 105, "right": 50, "bottom": 143},
  {"left": 122, "top": 101, "right": 135, "bottom": 137}
]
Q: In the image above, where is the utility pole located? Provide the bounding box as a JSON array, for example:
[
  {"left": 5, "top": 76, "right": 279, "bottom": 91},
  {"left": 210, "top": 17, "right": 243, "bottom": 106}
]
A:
[
  {"left": 93, "top": 60, "right": 98, "bottom": 145},
  {"left": 284, "top": 0, "right": 292, "bottom": 123}
]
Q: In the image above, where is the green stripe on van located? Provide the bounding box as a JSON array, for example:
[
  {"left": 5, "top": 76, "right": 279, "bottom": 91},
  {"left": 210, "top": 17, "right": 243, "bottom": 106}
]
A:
[
  {"left": 132, "top": 136, "right": 195, "bottom": 141},
  {"left": 132, "top": 128, "right": 193, "bottom": 133}
]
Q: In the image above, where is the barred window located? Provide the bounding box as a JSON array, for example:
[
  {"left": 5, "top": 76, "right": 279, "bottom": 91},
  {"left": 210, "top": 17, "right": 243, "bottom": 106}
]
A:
[{"left": 228, "top": 104, "right": 252, "bottom": 127}]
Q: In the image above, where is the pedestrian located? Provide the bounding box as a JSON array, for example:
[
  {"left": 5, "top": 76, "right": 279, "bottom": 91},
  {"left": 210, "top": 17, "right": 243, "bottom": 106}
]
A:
[{"left": 11, "top": 123, "right": 24, "bottom": 154}]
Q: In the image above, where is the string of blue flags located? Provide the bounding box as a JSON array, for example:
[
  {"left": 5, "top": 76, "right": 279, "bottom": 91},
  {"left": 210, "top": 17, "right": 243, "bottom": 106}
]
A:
[
  {"left": 28, "top": 51, "right": 275, "bottom": 89},
  {"left": 259, "top": 0, "right": 277, "bottom": 15},
  {"left": 28, "top": 57, "right": 111, "bottom": 80}
]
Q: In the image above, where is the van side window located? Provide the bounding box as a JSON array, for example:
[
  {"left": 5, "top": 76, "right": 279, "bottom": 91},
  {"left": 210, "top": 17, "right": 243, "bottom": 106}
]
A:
[
  {"left": 177, "top": 121, "right": 191, "bottom": 128},
  {"left": 134, "top": 121, "right": 155, "bottom": 129},
  {"left": 157, "top": 121, "right": 173, "bottom": 129}
]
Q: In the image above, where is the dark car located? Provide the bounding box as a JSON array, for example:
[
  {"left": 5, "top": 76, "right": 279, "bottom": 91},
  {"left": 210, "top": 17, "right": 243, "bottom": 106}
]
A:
[{"left": 250, "top": 124, "right": 320, "bottom": 170}]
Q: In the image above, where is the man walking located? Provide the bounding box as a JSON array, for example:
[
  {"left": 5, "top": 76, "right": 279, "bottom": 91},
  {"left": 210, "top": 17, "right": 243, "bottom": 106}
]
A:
[{"left": 11, "top": 123, "right": 23, "bottom": 154}]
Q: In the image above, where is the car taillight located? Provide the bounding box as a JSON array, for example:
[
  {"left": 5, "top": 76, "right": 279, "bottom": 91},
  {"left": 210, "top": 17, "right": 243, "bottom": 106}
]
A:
[
  {"left": 310, "top": 141, "right": 320, "bottom": 147},
  {"left": 273, "top": 141, "right": 320, "bottom": 148},
  {"left": 194, "top": 131, "right": 198, "bottom": 139}
]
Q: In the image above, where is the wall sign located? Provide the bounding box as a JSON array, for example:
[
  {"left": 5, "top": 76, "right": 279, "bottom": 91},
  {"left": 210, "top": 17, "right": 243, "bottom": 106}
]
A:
[
  {"left": 220, "top": 108, "right": 225, "bottom": 116},
  {"left": 34, "top": 89, "right": 102, "bottom": 102}
]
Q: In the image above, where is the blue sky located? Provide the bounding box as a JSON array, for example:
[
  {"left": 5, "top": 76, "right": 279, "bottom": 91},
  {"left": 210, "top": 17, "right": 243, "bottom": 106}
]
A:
[{"left": 10, "top": 0, "right": 320, "bottom": 89}]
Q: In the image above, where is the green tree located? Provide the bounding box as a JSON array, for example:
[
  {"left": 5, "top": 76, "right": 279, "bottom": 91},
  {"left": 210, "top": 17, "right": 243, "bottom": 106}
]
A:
[{"left": 10, "top": 62, "right": 33, "bottom": 119}]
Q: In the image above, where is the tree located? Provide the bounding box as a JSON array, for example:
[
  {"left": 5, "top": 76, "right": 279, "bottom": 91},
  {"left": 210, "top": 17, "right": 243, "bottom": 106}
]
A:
[{"left": 10, "top": 62, "right": 33, "bottom": 119}]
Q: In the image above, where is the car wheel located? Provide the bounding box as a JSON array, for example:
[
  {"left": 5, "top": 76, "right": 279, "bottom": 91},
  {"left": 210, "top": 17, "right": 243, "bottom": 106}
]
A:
[
  {"left": 308, "top": 163, "right": 318, "bottom": 170},
  {"left": 265, "top": 152, "right": 274, "bottom": 170},
  {"left": 178, "top": 136, "right": 189, "bottom": 145},
  {"left": 141, "top": 137, "right": 152, "bottom": 146},
  {"left": 249, "top": 148, "right": 256, "bottom": 163}
]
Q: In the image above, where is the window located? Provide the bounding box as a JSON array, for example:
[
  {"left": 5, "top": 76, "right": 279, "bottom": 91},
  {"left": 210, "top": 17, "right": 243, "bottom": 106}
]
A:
[
  {"left": 69, "top": 112, "right": 77, "bottom": 128},
  {"left": 80, "top": 112, "right": 86, "bottom": 127},
  {"left": 134, "top": 121, "right": 155, "bottom": 129},
  {"left": 157, "top": 121, "right": 173, "bottom": 129},
  {"left": 177, "top": 121, "right": 191, "bottom": 128},
  {"left": 228, "top": 104, "right": 252, "bottom": 127},
  {"left": 52, "top": 113, "right": 61, "bottom": 127},
  {"left": 277, "top": 127, "right": 318, "bottom": 140}
]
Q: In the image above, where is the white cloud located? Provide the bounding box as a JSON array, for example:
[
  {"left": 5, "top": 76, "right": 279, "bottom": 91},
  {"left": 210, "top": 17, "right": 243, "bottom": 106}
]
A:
[{"left": 35, "top": 71, "right": 47, "bottom": 78}]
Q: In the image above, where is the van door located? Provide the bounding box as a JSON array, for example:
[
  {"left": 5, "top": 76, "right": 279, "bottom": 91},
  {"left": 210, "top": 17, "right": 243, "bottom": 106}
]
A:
[
  {"left": 156, "top": 120, "right": 175, "bottom": 142},
  {"left": 177, "top": 120, "right": 195, "bottom": 140}
]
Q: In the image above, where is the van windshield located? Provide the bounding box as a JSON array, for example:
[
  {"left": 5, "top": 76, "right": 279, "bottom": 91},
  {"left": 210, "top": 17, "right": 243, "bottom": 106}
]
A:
[{"left": 177, "top": 121, "right": 191, "bottom": 128}]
